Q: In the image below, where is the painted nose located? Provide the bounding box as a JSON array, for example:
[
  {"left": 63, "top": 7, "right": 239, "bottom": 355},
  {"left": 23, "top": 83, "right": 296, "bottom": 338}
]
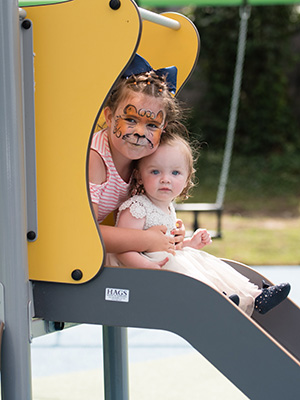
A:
[
  {"left": 135, "top": 123, "right": 147, "bottom": 137},
  {"left": 133, "top": 124, "right": 153, "bottom": 148},
  {"left": 133, "top": 133, "right": 146, "bottom": 143},
  {"left": 133, "top": 133, "right": 153, "bottom": 148}
]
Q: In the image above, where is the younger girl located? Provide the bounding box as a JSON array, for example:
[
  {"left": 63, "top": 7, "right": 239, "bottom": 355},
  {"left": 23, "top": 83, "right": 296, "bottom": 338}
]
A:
[
  {"left": 89, "top": 54, "right": 185, "bottom": 254},
  {"left": 108, "top": 132, "right": 290, "bottom": 317}
]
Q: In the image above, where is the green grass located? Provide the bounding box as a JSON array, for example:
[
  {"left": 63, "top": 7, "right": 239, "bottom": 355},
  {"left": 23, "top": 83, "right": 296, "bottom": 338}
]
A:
[
  {"left": 177, "top": 151, "right": 300, "bottom": 265},
  {"left": 205, "top": 215, "right": 300, "bottom": 265},
  {"left": 189, "top": 151, "right": 300, "bottom": 216}
]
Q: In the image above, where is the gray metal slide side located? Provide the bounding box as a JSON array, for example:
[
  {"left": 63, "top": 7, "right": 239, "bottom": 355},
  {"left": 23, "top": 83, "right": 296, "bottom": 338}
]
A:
[{"left": 33, "top": 263, "right": 300, "bottom": 400}]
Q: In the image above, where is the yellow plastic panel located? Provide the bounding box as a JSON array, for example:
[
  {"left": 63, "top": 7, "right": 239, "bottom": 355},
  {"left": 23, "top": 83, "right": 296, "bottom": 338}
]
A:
[
  {"left": 93, "top": 11, "right": 200, "bottom": 232},
  {"left": 138, "top": 12, "right": 200, "bottom": 94},
  {"left": 25, "top": 0, "right": 141, "bottom": 283}
]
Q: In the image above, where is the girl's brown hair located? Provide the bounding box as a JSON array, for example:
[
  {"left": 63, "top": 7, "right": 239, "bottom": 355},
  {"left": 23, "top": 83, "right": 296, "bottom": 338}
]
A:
[{"left": 105, "top": 71, "right": 183, "bottom": 125}]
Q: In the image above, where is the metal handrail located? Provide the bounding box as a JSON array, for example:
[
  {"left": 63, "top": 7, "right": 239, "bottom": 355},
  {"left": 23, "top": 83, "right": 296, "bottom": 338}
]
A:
[{"left": 139, "top": 7, "right": 181, "bottom": 30}]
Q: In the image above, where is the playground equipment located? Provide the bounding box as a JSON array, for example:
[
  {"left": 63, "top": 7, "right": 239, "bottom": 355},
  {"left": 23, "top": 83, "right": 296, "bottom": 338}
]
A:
[
  {"left": 22, "top": 0, "right": 199, "bottom": 285},
  {"left": 1, "top": 0, "right": 300, "bottom": 399}
]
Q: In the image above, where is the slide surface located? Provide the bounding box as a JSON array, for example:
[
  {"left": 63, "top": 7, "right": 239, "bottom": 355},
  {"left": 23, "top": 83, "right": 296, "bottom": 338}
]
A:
[{"left": 33, "top": 262, "right": 300, "bottom": 400}]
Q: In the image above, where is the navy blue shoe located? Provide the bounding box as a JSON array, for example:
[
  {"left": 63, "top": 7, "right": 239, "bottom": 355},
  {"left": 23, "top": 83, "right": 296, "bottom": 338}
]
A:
[
  {"left": 262, "top": 279, "right": 270, "bottom": 289},
  {"left": 229, "top": 294, "right": 240, "bottom": 306},
  {"left": 255, "top": 283, "right": 291, "bottom": 315}
]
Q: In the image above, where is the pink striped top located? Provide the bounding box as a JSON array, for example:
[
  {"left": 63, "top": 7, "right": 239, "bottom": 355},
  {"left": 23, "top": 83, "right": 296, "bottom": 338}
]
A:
[{"left": 89, "top": 130, "right": 130, "bottom": 223}]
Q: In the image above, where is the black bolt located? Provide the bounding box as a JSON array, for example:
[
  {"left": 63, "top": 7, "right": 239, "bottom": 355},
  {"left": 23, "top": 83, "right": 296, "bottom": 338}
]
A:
[
  {"left": 22, "top": 20, "right": 31, "bottom": 30},
  {"left": 27, "top": 231, "right": 36, "bottom": 241},
  {"left": 71, "top": 269, "right": 83, "bottom": 281},
  {"left": 109, "top": 0, "right": 121, "bottom": 10}
]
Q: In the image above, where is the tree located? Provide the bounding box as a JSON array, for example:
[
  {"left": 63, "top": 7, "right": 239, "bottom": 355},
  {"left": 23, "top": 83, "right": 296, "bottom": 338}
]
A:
[{"left": 181, "top": 5, "right": 300, "bottom": 156}]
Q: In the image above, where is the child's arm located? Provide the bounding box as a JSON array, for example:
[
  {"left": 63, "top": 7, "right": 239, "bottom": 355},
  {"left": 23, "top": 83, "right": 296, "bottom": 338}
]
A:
[
  {"left": 99, "top": 224, "right": 175, "bottom": 254},
  {"left": 117, "top": 251, "right": 169, "bottom": 269},
  {"left": 114, "top": 208, "right": 169, "bottom": 269},
  {"left": 89, "top": 149, "right": 107, "bottom": 187},
  {"left": 183, "top": 229, "right": 212, "bottom": 250}
]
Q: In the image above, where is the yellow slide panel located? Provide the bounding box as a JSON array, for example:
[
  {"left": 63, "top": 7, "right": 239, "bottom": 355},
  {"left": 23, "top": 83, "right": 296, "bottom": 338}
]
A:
[
  {"left": 25, "top": 0, "right": 141, "bottom": 283},
  {"left": 138, "top": 12, "right": 200, "bottom": 94}
]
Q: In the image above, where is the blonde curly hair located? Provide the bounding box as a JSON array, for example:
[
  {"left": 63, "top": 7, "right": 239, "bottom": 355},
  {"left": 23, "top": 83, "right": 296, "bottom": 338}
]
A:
[{"left": 130, "top": 124, "right": 196, "bottom": 201}]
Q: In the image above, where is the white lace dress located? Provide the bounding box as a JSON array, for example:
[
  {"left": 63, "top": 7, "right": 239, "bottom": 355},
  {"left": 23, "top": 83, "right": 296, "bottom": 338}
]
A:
[{"left": 107, "top": 194, "right": 261, "bottom": 316}]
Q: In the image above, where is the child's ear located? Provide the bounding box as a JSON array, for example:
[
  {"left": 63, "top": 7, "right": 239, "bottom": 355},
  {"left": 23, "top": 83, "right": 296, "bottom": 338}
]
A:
[{"left": 104, "top": 106, "right": 113, "bottom": 127}]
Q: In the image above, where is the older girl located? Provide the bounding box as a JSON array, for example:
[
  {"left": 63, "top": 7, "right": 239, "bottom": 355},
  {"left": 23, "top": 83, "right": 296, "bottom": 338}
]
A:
[{"left": 89, "top": 54, "right": 185, "bottom": 255}]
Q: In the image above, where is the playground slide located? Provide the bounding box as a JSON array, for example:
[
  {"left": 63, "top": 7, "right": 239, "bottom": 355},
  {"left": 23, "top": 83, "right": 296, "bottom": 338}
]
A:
[
  {"left": 4, "top": 2, "right": 297, "bottom": 399},
  {"left": 224, "top": 259, "right": 300, "bottom": 362},
  {"left": 20, "top": 2, "right": 299, "bottom": 397},
  {"left": 33, "top": 263, "right": 300, "bottom": 400}
]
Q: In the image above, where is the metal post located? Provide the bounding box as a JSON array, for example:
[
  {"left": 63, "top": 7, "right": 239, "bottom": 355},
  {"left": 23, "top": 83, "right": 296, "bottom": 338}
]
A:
[
  {"left": 103, "top": 326, "right": 129, "bottom": 400},
  {"left": 138, "top": 8, "right": 181, "bottom": 30},
  {"left": 216, "top": 5, "right": 251, "bottom": 207},
  {"left": 0, "top": 0, "right": 33, "bottom": 398}
]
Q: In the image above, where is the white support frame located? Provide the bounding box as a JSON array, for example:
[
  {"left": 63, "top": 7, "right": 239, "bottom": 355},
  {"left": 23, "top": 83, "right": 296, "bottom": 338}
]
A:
[{"left": 139, "top": 7, "right": 181, "bottom": 30}]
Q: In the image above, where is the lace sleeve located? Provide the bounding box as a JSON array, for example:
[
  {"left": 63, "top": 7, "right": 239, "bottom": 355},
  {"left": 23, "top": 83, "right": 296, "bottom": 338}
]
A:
[{"left": 116, "top": 195, "right": 147, "bottom": 225}]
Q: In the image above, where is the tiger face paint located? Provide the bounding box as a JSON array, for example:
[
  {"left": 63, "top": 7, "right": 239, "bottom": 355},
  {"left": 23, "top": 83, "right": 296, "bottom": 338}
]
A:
[
  {"left": 105, "top": 93, "right": 166, "bottom": 161},
  {"left": 113, "top": 103, "right": 165, "bottom": 149}
]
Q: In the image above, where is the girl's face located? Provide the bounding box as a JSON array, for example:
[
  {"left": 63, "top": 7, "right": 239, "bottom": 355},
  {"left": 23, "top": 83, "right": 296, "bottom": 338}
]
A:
[
  {"left": 105, "top": 92, "right": 166, "bottom": 161},
  {"left": 137, "top": 143, "right": 189, "bottom": 210}
]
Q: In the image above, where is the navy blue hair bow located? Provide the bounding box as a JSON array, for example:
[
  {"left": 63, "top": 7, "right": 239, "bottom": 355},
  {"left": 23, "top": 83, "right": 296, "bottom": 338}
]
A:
[{"left": 122, "top": 54, "right": 177, "bottom": 95}]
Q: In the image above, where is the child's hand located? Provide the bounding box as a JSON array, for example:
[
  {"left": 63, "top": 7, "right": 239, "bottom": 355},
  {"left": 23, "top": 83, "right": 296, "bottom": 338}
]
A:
[
  {"left": 171, "top": 219, "right": 186, "bottom": 250},
  {"left": 184, "top": 228, "right": 212, "bottom": 250},
  {"left": 145, "top": 256, "right": 169, "bottom": 269},
  {"left": 145, "top": 225, "right": 176, "bottom": 255}
]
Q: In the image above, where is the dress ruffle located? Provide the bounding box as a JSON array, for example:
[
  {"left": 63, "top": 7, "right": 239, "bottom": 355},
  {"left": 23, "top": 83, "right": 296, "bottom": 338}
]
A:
[{"left": 143, "top": 249, "right": 261, "bottom": 316}]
